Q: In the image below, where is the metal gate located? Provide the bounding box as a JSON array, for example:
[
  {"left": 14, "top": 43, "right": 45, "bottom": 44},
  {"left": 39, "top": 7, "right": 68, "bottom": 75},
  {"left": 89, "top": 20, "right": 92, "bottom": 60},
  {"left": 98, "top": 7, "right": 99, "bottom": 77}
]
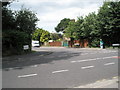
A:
[{"left": 63, "top": 41, "right": 68, "bottom": 47}]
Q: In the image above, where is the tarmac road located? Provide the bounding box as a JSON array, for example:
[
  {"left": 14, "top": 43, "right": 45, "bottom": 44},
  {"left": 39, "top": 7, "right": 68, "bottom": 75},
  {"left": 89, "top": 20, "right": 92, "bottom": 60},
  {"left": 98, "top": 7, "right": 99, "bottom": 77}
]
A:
[{"left": 2, "top": 47, "right": 119, "bottom": 88}]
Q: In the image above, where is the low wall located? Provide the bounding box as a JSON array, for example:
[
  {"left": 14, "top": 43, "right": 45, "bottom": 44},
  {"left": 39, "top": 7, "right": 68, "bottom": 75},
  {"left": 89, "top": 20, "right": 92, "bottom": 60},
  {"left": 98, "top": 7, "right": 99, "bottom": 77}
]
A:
[
  {"left": 69, "top": 39, "right": 88, "bottom": 48},
  {"left": 49, "top": 39, "right": 88, "bottom": 48},
  {"left": 49, "top": 41, "right": 62, "bottom": 46}
]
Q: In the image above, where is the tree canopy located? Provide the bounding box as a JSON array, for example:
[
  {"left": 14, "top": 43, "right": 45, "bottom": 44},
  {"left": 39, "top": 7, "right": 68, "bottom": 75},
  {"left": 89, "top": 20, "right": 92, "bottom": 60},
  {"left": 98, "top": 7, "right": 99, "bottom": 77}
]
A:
[
  {"left": 15, "top": 8, "right": 38, "bottom": 33},
  {"left": 57, "top": 1, "right": 120, "bottom": 47},
  {"left": 55, "top": 18, "right": 71, "bottom": 33},
  {"left": 98, "top": 1, "right": 120, "bottom": 45},
  {"left": 2, "top": 2, "right": 39, "bottom": 56},
  {"left": 50, "top": 33, "right": 63, "bottom": 41},
  {"left": 32, "top": 28, "right": 50, "bottom": 44}
]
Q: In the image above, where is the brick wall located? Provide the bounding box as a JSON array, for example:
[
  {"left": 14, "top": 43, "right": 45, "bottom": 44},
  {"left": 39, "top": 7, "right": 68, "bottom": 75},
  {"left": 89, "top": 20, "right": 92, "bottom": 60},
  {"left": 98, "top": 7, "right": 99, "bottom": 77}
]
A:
[{"left": 49, "top": 41, "right": 62, "bottom": 46}]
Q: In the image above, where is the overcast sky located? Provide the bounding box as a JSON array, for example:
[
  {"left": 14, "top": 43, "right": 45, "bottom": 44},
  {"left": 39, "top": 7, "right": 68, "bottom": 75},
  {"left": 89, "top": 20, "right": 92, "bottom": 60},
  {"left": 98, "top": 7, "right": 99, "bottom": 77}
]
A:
[{"left": 9, "top": 0, "right": 104, "bottom": 33}]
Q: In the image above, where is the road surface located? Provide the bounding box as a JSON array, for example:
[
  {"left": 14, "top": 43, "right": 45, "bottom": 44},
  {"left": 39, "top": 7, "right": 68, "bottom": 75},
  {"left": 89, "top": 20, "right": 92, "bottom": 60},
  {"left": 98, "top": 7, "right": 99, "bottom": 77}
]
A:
[{"left": 2, "top": 47, "right": 119, "bottom": 88}]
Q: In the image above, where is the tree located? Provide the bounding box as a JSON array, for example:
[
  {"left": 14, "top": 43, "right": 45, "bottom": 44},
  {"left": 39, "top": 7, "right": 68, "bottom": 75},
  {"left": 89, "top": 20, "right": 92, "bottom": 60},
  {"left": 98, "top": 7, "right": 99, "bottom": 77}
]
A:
[
  {"left": 40, "top": 30, "right": 50, "bottom": 43},
  {"left": 74, "top": 16, "right": 84, "bottom": 40},
  {"left": 15, "top": 8, "right": 38, "bottom": 51},
  {"left": 2, "top": 3, "right": 39, "bottom": 56},
  {"left": 64, "top": 20, "right": 76, "bottom": 39},
  {"left": 2, "top": 5, "right": 16, "bottom": 30},
  {"left": 15, "top": 8, "right": 39, "bottom": 33},
  {"left": 55, "top": 18, "right": 71, "bottom": 33},
  {"left": 32, "top": 28, "right": 43, "bottom": 41},
  {"left": 81, "top": 12, "right": 100, "bottom": 47},
  {"left": 64, "top": 20, "right": 76, "bottom": 47},
  {"left": 98, "top": 1, "right": 120, "bottom": 46},
  {"left": 50, "top": 33, "right": 63, "bottom": 41},
  {"left": 32, "top": 28, "right": 50, "bottom": 45}
]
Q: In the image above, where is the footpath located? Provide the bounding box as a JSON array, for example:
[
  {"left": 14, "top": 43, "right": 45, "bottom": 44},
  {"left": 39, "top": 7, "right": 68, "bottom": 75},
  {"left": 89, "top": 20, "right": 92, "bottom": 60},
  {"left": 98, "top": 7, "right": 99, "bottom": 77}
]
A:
[{"left": 74, "top": 76, "right": 119, "bottom": 88}]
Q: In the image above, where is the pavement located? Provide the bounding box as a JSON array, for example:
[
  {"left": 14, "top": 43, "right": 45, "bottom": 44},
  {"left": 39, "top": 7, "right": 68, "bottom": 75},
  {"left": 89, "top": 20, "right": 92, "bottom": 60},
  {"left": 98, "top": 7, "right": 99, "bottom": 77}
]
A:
[
  {"left": 74, "top": 76, "right": 119, "bottom": 88},
  {"left": 2, "top": 47, "right": 119, "bottom": 88}
]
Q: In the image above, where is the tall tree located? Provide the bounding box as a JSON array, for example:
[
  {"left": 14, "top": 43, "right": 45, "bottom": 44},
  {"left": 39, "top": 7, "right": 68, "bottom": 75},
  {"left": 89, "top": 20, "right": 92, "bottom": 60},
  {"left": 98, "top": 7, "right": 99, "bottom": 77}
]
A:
[
  {"left": 74, "top": 16, "right": 84, "bottom": 40},
  {"left": 81, "top": 12, "right": 100, "bottom": 47},
  {"left": 2, "top": 5, "right": 16, "bottom": 30},
  {"left": 32, "top": 28, "right": 50, "bottom": 44},
  {"left": 55, "top": 18, "right": 71, "bottom": 33},
  {"left": 2, "top": 3, "right": 39, "bottom": 55},
  {"left": 98, "top": 1, "right": 120, "bottom": 46},
  {"left": 40, "top": 30, "right": 50, "bottom": 43},
  {"left": 50, "top": 33, "right": 63, "bottom": 41},
  {"left": 15, "top": 8, "right": 39, "bottom": 51},
  {"left": 64, "top": 20, "right": 76, "bottom": 47},
  {"left": 15, "top": 8, "right": 39, "bottom": 33}
]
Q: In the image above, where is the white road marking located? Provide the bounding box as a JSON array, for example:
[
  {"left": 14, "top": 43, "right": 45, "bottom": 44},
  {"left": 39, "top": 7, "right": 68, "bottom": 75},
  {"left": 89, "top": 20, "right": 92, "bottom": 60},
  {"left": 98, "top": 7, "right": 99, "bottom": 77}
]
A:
[
  {"left": 31, "top": 65, "right": 38, "bottom": 67},
  {"left": 71, "top": 59, "right": 97, "bottom": 63},
  {"left": 96, "top": 58, "right": 101, "bottom": 60},
  {"left": 80, "top": 51, "right": 117, "bottom": 56},
  {"left": 81, "top": 66, "right": 94, "bottom": 69},
  {"left": 81, "top": 53, "right": 88, "bottom": 55},
  {"left": 104, "top": 62, "right": 115, "bottom": 66},
  {"left": 71, "top": 56, "right": 117, "bottom": 63},
  {"left": 102, "top": 56, "right": 113, "bottom": 59},
  {"left": 52, "top": 69, "right": 69, "bottom": 74},
  {"left": 78, "top": 59, "right": 97, "bottom": 62},
  {"left": 18, "top": 73, "right": 37, "bottom": 78}
]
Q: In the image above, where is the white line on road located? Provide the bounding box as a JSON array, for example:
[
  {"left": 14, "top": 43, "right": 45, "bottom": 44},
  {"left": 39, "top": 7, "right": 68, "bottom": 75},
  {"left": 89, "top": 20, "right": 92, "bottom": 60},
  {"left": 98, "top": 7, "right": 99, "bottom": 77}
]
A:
[
  {"left": 104, "top": 62, "right": 115, "bottom": 66},
  {"left": 18, "top": 73, "right": 37, "bottom": 78},
  {"left": 71, "top": 56, "right": 117, "bottom": 63},
  {"left": 78, "top": 59, "right": 97, "bottom": 62},
  {"left": 31, "top": 65, "right": 38, "bottom": 67},
  {"left": 102, "top": 57, "right": 113, "bottom": 59},
  {"left": 52, "top": 69, "right": 69, "bottom": 74},
  {"left": 81, "top": 53, "right": 88, "bottom": 55},
  {"left": 71, "top": 59, "right": 97, "bottom": 63},
  {"left": 81, "top": 65, "right": 94, "bottom": 69}
]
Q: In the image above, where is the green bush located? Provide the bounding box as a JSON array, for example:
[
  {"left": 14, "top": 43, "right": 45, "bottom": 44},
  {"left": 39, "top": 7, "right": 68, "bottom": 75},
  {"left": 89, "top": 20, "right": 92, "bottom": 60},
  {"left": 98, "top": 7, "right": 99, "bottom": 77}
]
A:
[
  {"left": 2, "top": 30, "right": 31, "bottom": 56},
  {"left": 90, "top": 38, "right": 100, "bottom": 47}
]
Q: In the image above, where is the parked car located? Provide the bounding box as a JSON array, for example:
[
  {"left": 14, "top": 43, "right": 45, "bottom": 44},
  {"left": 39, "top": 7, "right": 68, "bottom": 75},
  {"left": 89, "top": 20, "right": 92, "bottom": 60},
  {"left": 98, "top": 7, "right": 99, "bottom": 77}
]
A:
[{"left": 32, "top": 40, "right": 40, "bottom": 47}]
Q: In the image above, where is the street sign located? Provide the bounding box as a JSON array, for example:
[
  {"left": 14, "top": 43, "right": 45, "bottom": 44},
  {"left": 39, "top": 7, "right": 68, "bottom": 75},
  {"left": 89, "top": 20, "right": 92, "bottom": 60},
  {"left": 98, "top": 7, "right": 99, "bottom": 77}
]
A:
[{"left": 23, "top": 45, "right": 29, "bottom": 50}]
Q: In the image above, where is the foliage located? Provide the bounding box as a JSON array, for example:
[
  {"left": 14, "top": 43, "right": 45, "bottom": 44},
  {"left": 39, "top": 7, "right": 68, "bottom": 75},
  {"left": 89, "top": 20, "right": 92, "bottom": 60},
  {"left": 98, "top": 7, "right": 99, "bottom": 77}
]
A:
[
  {"left": 32, "top": 28, "right": 50, "bottom": 43},
  {"left": 2, "top": 30, "right": 29, "bottom": 55},
  {"left": 59, "top": 1, "right": 120, "bottom": 47},
  {"left": 55, "top": 18, "right": 71, "bottom": 33},
  {"left": 90, "top": 38, "right": 100, "bottom": 47},
  {"left": 2, "top": 7, "right": 16, "bottom": 30},
  {"left": 64, "top": 21, "right": 75, "bottom": 39},
  {"left": 2, "top": 3, "right": 39, "bottom": 56},
  {"left": 81, "top": 12, "right": 99, "bottom": 47},
  {"left": 74, "top": 16, "right": 84, "bottom": 39},
  {"left": 97, "top": 1, "right": 120, "bottom": 46},
  {"left": 50, "top": 33, "right": 63, "bottom": 41},
  {"left": 40, "top": 30, "right": 50, "bottom": 43},
  {"left": 15, "top": 8, "right": 39, "bottom": 34},
  {"left": 82, "top": 13, "right": 99, "bottom": 38}
]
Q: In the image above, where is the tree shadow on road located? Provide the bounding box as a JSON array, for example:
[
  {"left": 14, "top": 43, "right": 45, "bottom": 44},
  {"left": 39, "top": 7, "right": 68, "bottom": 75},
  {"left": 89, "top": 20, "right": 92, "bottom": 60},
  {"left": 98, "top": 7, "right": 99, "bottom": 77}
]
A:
[{"left": 2, "top": 50, "right": 82, "bottom": 71}]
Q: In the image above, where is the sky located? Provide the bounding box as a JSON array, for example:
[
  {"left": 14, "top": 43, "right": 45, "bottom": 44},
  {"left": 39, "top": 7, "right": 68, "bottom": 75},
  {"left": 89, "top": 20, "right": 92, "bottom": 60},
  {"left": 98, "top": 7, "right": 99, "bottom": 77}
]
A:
[{"left": 9, "top": 0, "right": 104, "bottom": 33}]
